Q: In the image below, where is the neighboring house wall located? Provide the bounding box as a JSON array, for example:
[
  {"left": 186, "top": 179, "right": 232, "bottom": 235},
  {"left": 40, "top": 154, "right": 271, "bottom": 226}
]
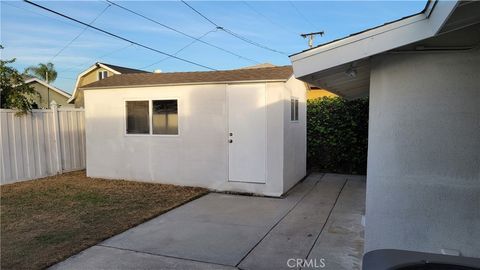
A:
[
  {"left": 84, "top": 81, "right": 307, "bottom": 196},
  {"left": 75, "top": 68, "right": 114, "bottom": 108},
  {"left": 366, "top": 49, "right": 480, "bottom": 257},
  {"left": 307, "top": 89, "right": 338, "bottom": 100},
  {"left": 30, "top": 82, "right": 70, "bottom": 108},
  {"left": 283, "top": 77, "right": 307, "bottom": 192}
]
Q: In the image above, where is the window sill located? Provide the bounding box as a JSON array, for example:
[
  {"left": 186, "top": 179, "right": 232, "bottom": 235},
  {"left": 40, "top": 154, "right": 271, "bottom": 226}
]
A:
[{"left": 124, "top": 133, "right": 180, "bottom": 137}]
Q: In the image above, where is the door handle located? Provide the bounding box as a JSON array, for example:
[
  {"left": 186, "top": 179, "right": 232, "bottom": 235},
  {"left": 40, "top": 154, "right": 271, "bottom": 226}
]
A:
[{"left": 229, "top": 139, "right": 233, "bottom": 143}]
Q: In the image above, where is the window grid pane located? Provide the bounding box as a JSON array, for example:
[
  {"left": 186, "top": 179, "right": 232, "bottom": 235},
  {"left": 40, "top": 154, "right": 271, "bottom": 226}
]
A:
[
  {"left": 98, "top": 71, "right": 108, "bottom": 80},
  {"left": 126, "top": 101, "right": 149, "bottom": 134},
  {"left": 291, "top": 99, "right": 295, "bottom": 121},
  {"left": 152, "top": 100, "right": 178, "bottom": 135},
  {"left": 294, "top": 99, "right": 299, "bottom": 121}
]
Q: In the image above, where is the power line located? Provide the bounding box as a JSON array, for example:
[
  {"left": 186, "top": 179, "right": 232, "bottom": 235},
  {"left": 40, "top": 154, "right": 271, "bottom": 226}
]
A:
[
  {"left": 181, "top": 1, "right": 220, "bottom": 27},
  {"left": 23, "top": 0, "right": 217, "bottom": 71},
  {"left": 2, "top": 1, "right": 81, "bottom": 29},
  {"left": 141, "top": 28, "right": 217, "bottom": 69},
  {"left": 59, "top": 43, "right": 134, "bottom": 73},
  {"left": 106, "top": 0, "right": 258, "bottom": 64},
  {"left": 49, "top": 3, "right": 111, "bottom": 62},
  {"left": 242, "top": 1, "right": 297, "bottom": 36},
  {"left": 289, "top": 1, "right": 317, "bottom": 30},
  {"left": 222, "top": 28, "right": 286, "bottom": 55},
  {"left": 181, "top": 0, "right": 287, "bottom": 55},
  {"left": 7, "top": 1, "right": 136, "bottom": 73}
]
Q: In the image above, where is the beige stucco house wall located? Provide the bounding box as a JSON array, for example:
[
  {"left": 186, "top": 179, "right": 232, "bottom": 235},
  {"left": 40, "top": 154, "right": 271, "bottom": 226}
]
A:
[
  {"left": 73, "top": 67, "right": 114, "bottom": 108},
  {"left": 307, "top": 88, "right": 338, "bottom": 100},
  {"left": 69, "top": 63, "right": 149, "bottom": 108},
  {"left": 24, "top": 78, "right": 71, "bottom": 108}
]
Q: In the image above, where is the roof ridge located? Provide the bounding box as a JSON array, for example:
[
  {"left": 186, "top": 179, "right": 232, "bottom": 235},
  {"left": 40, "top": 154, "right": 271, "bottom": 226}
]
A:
[{"left": 112, "top": 65, "right": 293, "bottom": 76}]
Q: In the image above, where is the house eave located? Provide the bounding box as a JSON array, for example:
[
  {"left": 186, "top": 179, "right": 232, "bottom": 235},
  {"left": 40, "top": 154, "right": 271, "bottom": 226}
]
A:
[
  {"left": 24, "top": 78, "right": 71, "bottom": 98},
  {"left": 289, "top": 0, "right": 459, "bottom": 98}
]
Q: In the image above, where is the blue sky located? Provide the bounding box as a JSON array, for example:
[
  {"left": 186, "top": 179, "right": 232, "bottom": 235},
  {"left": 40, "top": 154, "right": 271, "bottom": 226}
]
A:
[{"left": 1, "top": 1, "right": 426, "bottom": 93}]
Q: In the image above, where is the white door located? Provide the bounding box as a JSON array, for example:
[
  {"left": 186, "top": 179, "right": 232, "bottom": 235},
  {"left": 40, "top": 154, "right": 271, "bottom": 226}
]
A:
[{"left": 227, "top": 84, "right": 266, "bottom": 183}]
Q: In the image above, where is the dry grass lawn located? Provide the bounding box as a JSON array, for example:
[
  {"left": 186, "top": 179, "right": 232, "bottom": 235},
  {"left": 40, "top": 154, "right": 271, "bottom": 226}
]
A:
[{"left": 0, "top": 171, "right": 208, "bottom": 270}]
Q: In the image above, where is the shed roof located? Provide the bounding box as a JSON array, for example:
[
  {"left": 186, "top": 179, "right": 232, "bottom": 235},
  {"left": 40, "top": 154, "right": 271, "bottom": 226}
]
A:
[{"left": 81, "top": 65, "right": 293, "bottom": 89}]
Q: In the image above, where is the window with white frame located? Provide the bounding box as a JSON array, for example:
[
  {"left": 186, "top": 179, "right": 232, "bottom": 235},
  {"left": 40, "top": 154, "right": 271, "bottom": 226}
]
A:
[
  {"left": 126, "top": 101, "right": 149, "bottom": 134},
  {"left": 290, "top": 97, "right": 299, "bottom": 121},
  {"left": 152, "top": 100, "right": 178, "bottom": 135},
  {"left": 125, "top": 100, "right": 178, "bottom": 135},
  {"left": 98, "top": 70, "right": 108, "bottom": 80}
]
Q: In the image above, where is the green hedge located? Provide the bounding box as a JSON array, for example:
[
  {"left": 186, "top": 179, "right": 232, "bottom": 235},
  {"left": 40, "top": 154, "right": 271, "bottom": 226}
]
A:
[{"left": 307, "top": 97, "right": 369, "bottom": 174}]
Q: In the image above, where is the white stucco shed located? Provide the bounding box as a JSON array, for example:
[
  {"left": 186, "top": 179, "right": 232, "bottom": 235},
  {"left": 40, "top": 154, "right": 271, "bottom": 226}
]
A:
[
  {"left": 81, "top": 66, "right": 307, "bottom": 197},
  {"left": 290, "top": 0, "right": 480, "bottom": 259}
]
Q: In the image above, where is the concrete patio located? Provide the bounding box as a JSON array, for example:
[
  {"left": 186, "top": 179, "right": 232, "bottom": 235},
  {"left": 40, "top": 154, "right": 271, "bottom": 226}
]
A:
[{"left": 50, "top": 173, "right": 365, "bottom": 270}]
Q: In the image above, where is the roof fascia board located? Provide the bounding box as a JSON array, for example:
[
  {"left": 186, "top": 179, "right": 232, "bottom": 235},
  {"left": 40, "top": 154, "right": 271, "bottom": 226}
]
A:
[
  {"left": 290, "top": 14, "right": 426, "bottom": 62},
  {"left": 97, "top": 63, "right": 122, "bottom": 75},
  {"left": 67, "top": 62, "right": 122, "bottom": 103},
  {"left": 80, "top": 79, "right": 289, "bottom": 90},
  {"left": 424, "top": 0, "right": 437, "bottom": 18},
  {"left": 24, "top": 78, "right": 71, "bottom": 98},
  {"left": 290, "top": 0, "right": 458, "bottom": 78}
]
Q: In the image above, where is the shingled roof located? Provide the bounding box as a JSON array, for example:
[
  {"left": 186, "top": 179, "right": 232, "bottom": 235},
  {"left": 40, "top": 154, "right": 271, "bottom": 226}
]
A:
[
  {"left": 99, "top": 63, "right": 149, "bottom": 74},
  {"left": 81, "top": 65, "right": 293, "bottom": 89}
]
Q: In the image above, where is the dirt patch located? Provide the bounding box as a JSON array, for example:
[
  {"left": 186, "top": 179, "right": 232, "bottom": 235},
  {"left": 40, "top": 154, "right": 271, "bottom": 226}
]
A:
[{"left": 0, "top": 171, "right": 208, "bottom": 270}]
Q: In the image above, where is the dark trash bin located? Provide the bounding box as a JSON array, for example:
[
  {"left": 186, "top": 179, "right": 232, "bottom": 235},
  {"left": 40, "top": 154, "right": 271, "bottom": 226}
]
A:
[{"left": 362, "top": 249, "right": 480, "bottom": 270}]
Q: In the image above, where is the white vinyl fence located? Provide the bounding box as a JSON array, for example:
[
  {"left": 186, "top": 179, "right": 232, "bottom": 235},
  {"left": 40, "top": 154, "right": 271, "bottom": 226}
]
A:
[{"left": 0, "top": 102, "right": 85, "bottom": 184}]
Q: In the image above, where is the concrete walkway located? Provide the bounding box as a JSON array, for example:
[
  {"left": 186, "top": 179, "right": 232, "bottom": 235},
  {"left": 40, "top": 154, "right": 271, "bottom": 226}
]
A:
[{"left": 50, "top": 173, "right": 365, "bottom": 270}]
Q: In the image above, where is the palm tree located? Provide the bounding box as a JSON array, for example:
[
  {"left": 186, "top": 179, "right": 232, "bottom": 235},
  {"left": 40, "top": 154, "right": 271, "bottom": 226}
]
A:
[{"left": 25, "top": 62, "right": 57, "bottom": 83}]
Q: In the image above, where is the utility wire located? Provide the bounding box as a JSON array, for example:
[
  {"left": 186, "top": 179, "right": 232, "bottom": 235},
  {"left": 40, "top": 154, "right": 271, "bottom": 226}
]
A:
[
  {"left": 289, "top": 1, "right": 317, "bottom": 30},
  {"left": 181, "top": 1, "right": 219, "bottom": 27},
  {"left": 181, "top": 0, "right": 287, "bottom": 55},
  {"left": 24, "top": 0, "right": 217, "bottom": 71},
  {"left": 223, "top": 28, "right": 287, "bottom": 55},
  {"left": 4, "top": 1, "right": 130, "bottom": 74},
  {"left": 59, "top": 43, "right": 134, "bottom": 73},
  {"left": 141, "top": 28, "right": 217, "bottom": 69},
  {"left": 106, "top": 0, "right": 258, "bottom": 64},
  {"left": 2, "top": 1, "right": 81, "bottom": 29},
  {"left": 5, "top": 2, "right": 134, "bottom": 78},
  {"left": 242, "top": 1, "right": 298, "bottom": 36},
  {"left": 49, "top": 3, "right": 111, "bottom": 62}
]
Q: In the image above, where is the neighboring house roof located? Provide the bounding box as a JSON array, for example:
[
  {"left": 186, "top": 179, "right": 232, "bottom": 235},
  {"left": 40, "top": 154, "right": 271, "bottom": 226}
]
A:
[
  {"left": 24, "top": 77, "right": 71, "bottom": 98},
  {"left": 80, "top": 65, "right": 293, "bottom": 89},
  {"left": 289, "top": 0, "right": 479, "bottom": 99},
  {"left": 98, "top": 63, "right": 149, "bottom": 74},
  {"left": 22, "top": 74, "right": 34, "bottom": 81},
  {"left": 68, "top": 62, "right": 150, "bottom": 103}
]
